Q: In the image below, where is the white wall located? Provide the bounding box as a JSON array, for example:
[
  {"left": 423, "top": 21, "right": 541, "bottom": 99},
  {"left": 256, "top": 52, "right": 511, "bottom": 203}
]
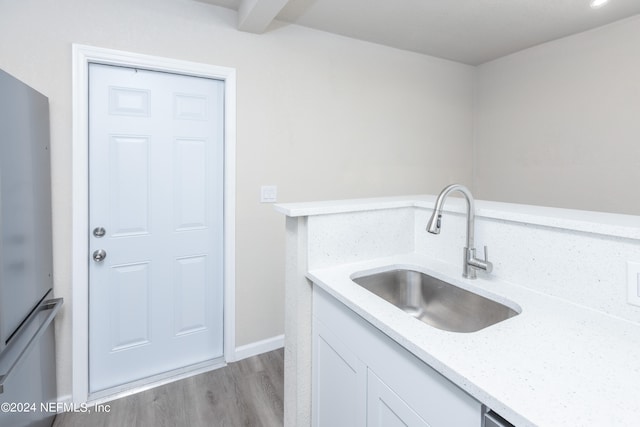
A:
[
  {"left": 0, "top": 0, "right": 475, "bottom": 398},
  {"left": 474, "top": 15, "right": 640, "bottom": 215}
]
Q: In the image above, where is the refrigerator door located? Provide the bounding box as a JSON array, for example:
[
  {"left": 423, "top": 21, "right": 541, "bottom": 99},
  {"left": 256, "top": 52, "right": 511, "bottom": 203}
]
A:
[{"left": 0, "top": 70, "right": 53, "bottom": 349}]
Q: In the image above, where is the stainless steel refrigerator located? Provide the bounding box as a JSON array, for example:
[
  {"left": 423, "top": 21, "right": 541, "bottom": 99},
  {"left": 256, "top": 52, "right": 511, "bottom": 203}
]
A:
[{"left": 0, "top": 69, "right": 63, "bottom": 427}]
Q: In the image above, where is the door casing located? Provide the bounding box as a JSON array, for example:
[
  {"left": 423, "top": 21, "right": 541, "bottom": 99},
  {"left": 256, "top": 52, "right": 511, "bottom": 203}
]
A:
[{"left": 71, "top": 44, "right": 237, "bottom": 403}]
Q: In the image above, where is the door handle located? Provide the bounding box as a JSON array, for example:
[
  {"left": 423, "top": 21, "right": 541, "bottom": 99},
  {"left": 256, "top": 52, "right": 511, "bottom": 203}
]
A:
[
  {"left": 93, "top": 249, "right": 107, "bottom": 262},
  {"left": 0, "top": 298, "right": 63, "bottom": 394}
]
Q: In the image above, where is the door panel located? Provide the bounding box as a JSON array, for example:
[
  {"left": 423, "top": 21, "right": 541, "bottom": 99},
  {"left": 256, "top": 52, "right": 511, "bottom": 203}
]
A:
[
  {"left": 173, "top": 138, "right": 207, "bottom": 230},
  {"left": 174, "top": 255, "right": 208, "bottom": 335},
  {"left": 109, "top": 135, "right": 150, "bottom": 236},
  {"left": 89, "top": 63, "right": 224, "bottom": 393},
  {"left": 110, "top": 262, "right": 150, "bottom": 350}
]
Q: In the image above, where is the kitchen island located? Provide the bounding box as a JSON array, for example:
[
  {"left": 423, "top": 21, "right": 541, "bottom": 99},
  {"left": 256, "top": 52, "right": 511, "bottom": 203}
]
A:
[{"left": 276, "top": 195, "right": 640, "bottom": 426}]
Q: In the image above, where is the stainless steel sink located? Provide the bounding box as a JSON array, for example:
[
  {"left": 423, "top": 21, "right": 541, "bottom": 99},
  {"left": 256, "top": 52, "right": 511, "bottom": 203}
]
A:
[{"left": 352, "top": 269, "right": 519, "bottom": 333}]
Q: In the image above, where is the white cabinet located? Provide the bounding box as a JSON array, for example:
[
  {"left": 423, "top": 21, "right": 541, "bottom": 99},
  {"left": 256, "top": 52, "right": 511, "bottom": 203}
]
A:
[
  {"left": 312, "top": 286, "right": 482, "bottom": 427},
  {"left": 313, "top": 320, "right": 366, "bottom": 427}
]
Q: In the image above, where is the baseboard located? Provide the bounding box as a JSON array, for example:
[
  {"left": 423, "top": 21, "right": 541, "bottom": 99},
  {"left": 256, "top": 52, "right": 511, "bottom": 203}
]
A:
[{"left": 235, "top": 334, "right": 284, "bottom": 361}]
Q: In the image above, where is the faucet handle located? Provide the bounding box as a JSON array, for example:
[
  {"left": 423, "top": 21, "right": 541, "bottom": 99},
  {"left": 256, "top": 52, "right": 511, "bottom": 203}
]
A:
[
  {"left": 466, "top": 246, "right": 494, "bottom": 275},
  {"left": 482, "top": 246, "right": 493, "bottom": 273}
]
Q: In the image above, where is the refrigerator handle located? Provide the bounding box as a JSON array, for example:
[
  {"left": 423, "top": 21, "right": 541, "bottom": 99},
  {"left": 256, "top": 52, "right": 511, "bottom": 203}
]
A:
[{"left": 0, "top": 298, "right": 63, "bottom": 394}]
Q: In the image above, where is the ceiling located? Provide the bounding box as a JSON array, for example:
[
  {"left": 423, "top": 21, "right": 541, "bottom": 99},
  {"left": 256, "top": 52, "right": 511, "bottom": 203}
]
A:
[{"left": 197, "top": 0, "right": 640, "bottom": 65}]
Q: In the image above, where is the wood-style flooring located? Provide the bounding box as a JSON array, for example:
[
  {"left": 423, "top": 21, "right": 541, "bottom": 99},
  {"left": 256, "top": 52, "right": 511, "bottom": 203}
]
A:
[{"left": 53, "top": 349, "right": 284, "bottom": 427}]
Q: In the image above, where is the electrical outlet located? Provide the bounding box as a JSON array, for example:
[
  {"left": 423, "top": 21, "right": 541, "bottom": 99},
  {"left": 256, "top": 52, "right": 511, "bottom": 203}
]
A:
[
  {"left": 627, "top": 261, "right": 640, "bottom": 307},
  {"left": 260, "top": 185, "right": 277, "bottom": 203}
]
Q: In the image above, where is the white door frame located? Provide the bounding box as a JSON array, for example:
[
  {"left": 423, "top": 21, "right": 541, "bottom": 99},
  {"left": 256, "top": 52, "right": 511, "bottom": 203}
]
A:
[{"left": 71, "top": 44, "right": 236, "bottom": 403}]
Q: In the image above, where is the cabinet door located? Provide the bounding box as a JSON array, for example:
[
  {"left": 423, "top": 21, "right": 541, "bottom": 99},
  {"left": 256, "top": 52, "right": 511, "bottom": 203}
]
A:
[
  {"left": 367, "top": 369, "right": 430, "bottom": 427},
  {"left": 313, "top": 319, "right": 367, "bottom": 427}
]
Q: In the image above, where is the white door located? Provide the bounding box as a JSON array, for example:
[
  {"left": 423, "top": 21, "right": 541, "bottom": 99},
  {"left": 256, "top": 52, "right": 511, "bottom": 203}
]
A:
[{"left": 88, "top": 63, "right": 224, "bottom": 393}]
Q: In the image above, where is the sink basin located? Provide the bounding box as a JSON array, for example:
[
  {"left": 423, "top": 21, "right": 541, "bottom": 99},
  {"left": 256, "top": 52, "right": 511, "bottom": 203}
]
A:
[{"left": 352, "top": 269, "right": 519, "bottom": 333}]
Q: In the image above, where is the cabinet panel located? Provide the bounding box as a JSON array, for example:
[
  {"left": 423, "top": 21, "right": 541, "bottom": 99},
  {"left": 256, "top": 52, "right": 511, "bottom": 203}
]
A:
[
  {"left": 368, "top": 369, "right": 430, "bottom": 427},
  {"left": 313, "top": 318, "right": 367, "bottom": 427}
]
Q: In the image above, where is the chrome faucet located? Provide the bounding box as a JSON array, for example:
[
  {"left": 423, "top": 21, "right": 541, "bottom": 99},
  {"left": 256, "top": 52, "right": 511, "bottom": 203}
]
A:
[{"left": 426, "top": 184, "right": 493, "bottom": 279}]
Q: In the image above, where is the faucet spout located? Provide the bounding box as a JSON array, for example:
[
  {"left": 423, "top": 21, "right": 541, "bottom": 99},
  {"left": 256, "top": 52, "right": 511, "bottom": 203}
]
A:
[
  {"left": 427, "top": 184, "right": 475, "bottom": 248},
  {"left": 426, "top": 184, "right": 492, "bottom": 279}
]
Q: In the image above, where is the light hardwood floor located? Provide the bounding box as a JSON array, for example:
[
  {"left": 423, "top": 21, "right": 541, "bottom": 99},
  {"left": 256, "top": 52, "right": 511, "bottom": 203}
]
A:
[{"left": 54, "top": 349, "right": 284, "bottom": 427}]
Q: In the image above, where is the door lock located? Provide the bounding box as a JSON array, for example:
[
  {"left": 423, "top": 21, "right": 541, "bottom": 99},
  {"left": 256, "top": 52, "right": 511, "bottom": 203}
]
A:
[
  {"left": 93, "top": 227, "right": 106, "bottom": 238},
  {"left": 93, "top": 249, "right": 107, "bottom": 262}
]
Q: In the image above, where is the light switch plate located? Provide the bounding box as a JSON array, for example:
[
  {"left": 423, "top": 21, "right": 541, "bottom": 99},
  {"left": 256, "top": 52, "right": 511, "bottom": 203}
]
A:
[
  {"left": 260, "top": 185, "right": 277, "bottom": 203},
  {"left": 627, "top": 261, "right": 640, "bottom": 307}
]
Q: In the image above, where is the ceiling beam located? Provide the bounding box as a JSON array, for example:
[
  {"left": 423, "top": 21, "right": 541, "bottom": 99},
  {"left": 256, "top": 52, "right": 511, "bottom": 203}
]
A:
[{"left": 237, "top": 0, "right": 291, "bottom": 33}]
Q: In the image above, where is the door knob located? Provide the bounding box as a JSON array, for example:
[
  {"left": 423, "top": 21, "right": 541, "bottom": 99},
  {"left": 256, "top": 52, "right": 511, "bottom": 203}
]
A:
[{"left": 93, "top": 249, "right": 107, "bottom": 262}]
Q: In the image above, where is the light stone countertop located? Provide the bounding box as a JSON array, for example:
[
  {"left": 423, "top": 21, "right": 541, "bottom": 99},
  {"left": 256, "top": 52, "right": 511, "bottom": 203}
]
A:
[{"left": 307, "top": 252, "right": 640, "bottom": 427}]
